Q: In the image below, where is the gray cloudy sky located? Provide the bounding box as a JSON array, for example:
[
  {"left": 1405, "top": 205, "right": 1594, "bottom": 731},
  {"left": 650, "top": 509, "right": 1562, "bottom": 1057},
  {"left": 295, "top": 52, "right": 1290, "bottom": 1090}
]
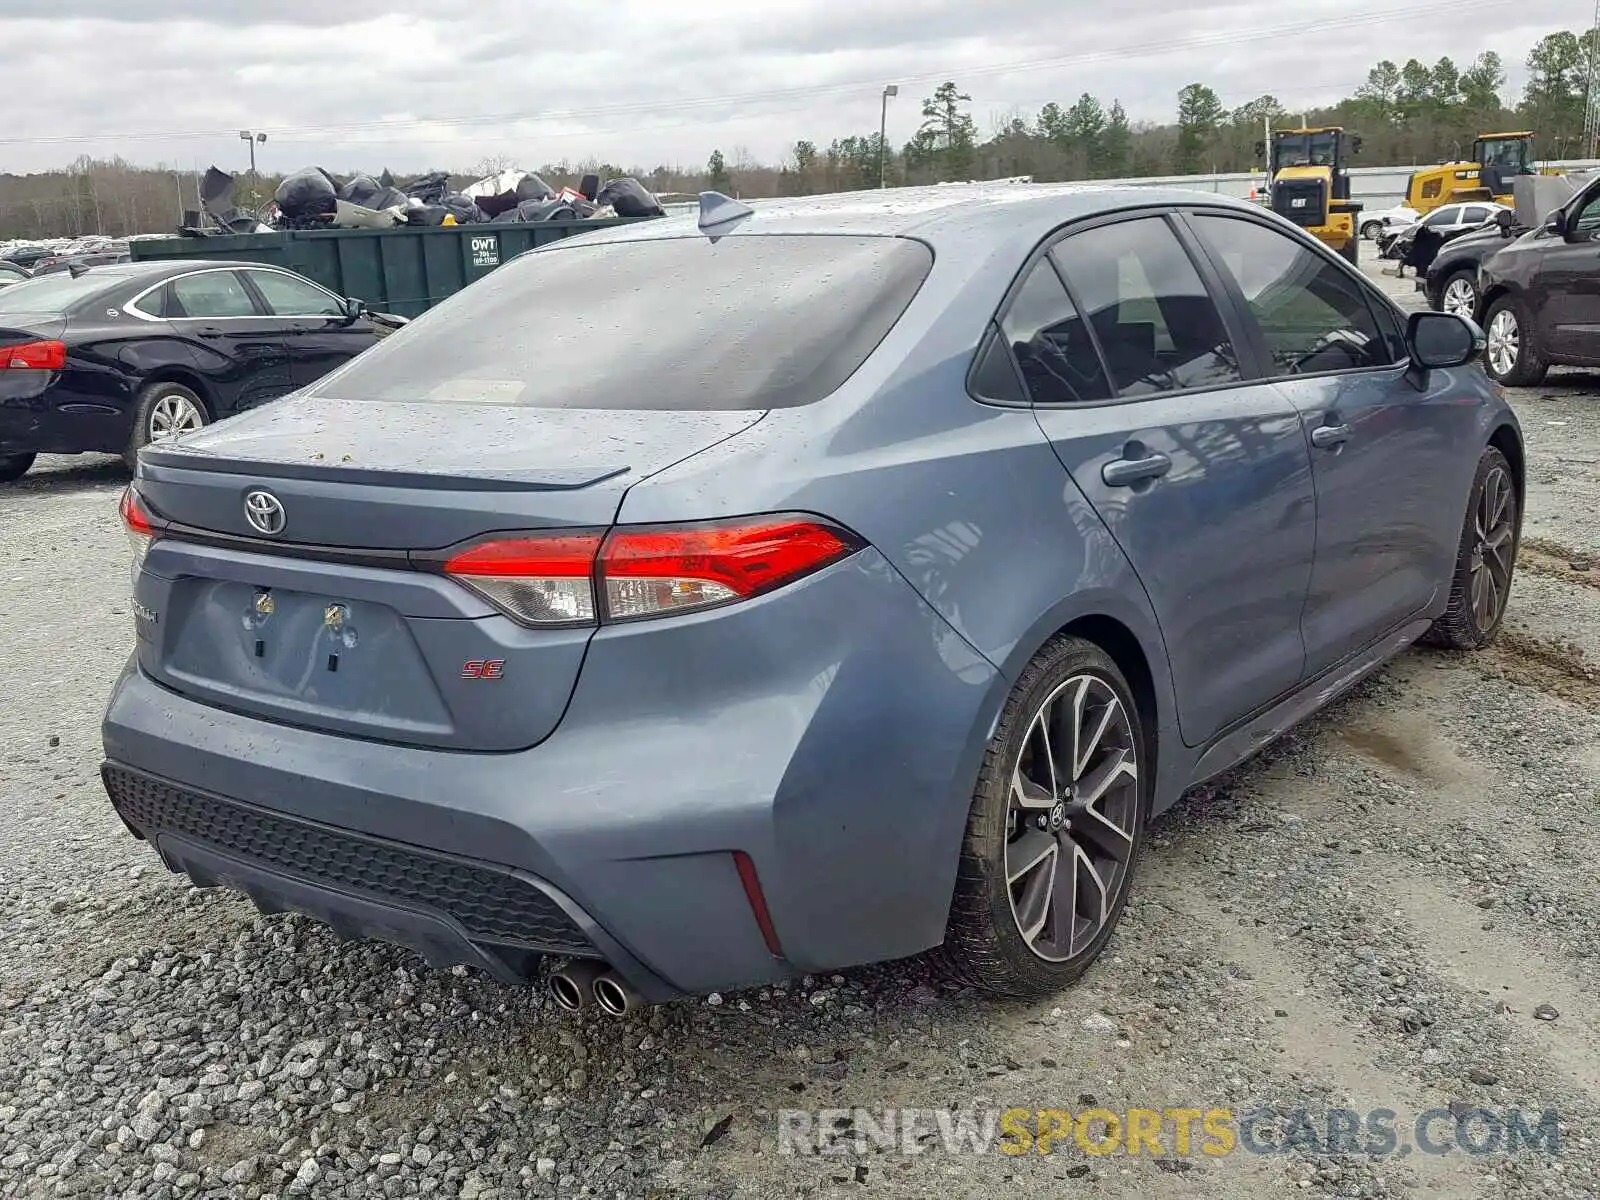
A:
[{"left": 0, "top": 0, "right": 1584, "bottom": 176}]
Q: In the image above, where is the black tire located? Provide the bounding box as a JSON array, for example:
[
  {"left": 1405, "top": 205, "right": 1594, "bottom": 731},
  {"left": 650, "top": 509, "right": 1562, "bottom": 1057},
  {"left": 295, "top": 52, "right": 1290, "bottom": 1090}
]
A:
[
  {"left": 125, "top": 381, "right": 208, "bottom": 471},
  {"left": 944, "top": 635, "right": 1149, "bottom": 999},
  {"left": 1361, "top": 220, "right": 1382, "bottom": 241},
  {"left": 1481, "top": 295, "right": 1547, "bottom": 387},
  {"left": 0, "top": 452, "right": 35, "bottom": 482},
  {"left": 1421, "top": 447, "right": 1519, "bottom": 651},
  {"left": 1436, "top": 269, "right": 1478, "bottom": 318}
]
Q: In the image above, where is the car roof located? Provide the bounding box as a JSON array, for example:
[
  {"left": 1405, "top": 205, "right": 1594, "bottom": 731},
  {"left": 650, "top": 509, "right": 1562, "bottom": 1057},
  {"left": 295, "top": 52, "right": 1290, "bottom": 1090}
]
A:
[
  {"left": 567, "top": 183, "right": 1270, "bottom": 248},
  {"left": 77, "top": 258, "right": 275, "bottom": 281}
]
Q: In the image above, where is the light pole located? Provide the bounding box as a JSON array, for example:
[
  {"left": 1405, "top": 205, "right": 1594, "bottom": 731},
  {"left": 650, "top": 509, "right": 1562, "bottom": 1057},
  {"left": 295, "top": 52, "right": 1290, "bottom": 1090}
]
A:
[
  {"left": 238, "top": 130, "right": 267, "bottom": 176},
  {"left": 879, "top": 84, "right": 898, "bottom": 188}
]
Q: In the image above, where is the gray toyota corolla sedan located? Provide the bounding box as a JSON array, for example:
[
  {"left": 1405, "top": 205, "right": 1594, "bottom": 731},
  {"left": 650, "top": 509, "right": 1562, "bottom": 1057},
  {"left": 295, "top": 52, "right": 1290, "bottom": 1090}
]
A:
[{"left": 102, "top": 184, "right": 1521, "bottom": 1014}]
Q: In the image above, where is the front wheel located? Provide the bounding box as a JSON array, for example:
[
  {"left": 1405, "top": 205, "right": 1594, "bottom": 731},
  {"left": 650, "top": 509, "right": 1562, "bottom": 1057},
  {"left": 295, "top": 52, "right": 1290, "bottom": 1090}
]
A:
[
  {"left": 1438, "top": 270, "right": 1478, "bottom": 319},
  {"left": 944, "top": 636, "right": 1148, "bottom": 998},
  {"left": 1421, "top": 447, "right": 1519, "bottom": 650},
  {"left": 126, "top": 381, "right": 208, "bottom": 470},
  {"left": 1481, "top": 297, "right": 1547, "bottom": 387},
  {"left": 0, "top": 452, "right": 35, "bottom": 483}
]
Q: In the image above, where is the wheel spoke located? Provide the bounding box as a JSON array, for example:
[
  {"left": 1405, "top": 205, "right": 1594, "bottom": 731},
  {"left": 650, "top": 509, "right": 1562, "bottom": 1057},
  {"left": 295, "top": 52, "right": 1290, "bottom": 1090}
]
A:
[
  {"left": 1006, "top": 829, "right": 1057, "bottom": 885},
  {"left": 1072, "top": 842, "right": 1110, "bottom": 949},
  {"left": 1011, "top": 763, "right": 1054, "bottom": 811},
  {"left": 1013, "top": 842, "right": 1057, "bottom": 942}
]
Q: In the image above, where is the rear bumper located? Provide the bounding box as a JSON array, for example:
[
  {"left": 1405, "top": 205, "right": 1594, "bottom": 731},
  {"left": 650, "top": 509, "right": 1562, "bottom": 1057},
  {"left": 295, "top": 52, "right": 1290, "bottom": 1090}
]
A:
[
  {"left": 101, "top": 549, "right": 1001, "bottom": 997},
  {"left": 0, "top": 373, "right": 130, "bottom": 456}
]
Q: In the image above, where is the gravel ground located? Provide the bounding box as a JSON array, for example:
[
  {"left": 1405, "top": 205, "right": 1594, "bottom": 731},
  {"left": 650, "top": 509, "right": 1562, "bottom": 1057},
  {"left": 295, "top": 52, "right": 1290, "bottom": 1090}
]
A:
[{"left": 3, "top": 244, "right": 1600, "bottom": 1199}]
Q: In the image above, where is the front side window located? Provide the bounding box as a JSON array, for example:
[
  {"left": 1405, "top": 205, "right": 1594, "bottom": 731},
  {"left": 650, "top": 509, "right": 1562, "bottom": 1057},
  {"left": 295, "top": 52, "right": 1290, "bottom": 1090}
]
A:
[
  {"left": 1192, "top": 214, "right": 1396, "bottom": 375},
  {"left": 1569, "top": 188, "right": 1600, "bottom": 240},
  {"left": 1423, "top": 206, "right": 1459, "bottom": 228},
  {"left": 247, "top": 270, "right": 345, "bottom": 317},
  {"left": 1050, "top": 216, "right": 1243, "bottom": 398},
  {"left": 171, "top": 271, "right": 257, "bottom": 319},
  {"left": 309, "top": 234, "right": 932, "bottom": 410}
]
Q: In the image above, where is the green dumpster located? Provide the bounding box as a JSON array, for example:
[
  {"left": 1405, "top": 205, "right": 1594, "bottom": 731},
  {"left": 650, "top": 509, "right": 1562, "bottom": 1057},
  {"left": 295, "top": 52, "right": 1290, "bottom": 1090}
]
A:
[{"left": 128, "top": 216, "right": 657, "bottom": 317}]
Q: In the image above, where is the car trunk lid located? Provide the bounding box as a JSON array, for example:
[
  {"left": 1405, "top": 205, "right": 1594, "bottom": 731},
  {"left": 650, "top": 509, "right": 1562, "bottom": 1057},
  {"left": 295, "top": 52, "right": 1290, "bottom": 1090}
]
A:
[{"left": 132, "top": 395, "right": 764, "bottom": 751}]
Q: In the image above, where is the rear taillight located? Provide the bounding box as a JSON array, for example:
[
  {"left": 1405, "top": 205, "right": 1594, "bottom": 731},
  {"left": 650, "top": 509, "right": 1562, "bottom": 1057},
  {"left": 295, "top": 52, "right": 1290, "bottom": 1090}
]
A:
[
  {"left": 119, "top": 485, "right": 156, "bottom": 576},
  {"left": 440, "top": 515, "right": 863, "bottom": 627},
  {"left": 1, "top": 340, "right": 66, "bottom": 370}
]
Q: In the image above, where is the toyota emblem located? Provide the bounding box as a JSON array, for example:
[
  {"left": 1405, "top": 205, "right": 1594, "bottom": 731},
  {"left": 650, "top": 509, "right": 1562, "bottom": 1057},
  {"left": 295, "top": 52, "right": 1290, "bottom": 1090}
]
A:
[{"left": 243, "top": 489, "right": 286, "bottom": 536}]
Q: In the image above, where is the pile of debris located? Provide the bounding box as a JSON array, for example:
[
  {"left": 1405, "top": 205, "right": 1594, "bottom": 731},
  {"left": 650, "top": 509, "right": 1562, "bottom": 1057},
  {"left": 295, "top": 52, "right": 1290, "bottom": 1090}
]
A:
[{"left": 191, "top": 165, "right": 665, "bottom": 236}]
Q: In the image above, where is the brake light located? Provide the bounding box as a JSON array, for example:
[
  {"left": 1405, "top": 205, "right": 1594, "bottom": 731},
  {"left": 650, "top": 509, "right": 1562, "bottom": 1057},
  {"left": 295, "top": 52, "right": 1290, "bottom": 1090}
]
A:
[
  {"left": 1, "top": 340, "right": 66, "bottom": 370},
  {"left": 439, "top": 515, "right": 863, "bottom": 627},
  {"left": 119, "top": 485, "right": 157, "bottom": 576}
]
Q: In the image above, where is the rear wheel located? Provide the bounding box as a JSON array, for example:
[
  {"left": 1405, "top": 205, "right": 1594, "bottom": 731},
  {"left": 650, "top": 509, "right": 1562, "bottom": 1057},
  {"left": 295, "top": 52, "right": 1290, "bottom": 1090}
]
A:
[
  {"left": 0, "top": 452, "right": 35, "bottom": 483},
  {"left": 1422, "top": 447, "right": 1518, "bottom": 650},
  {"left": 1482, "top": 296, "right": 1547, "bottom": 387},
  {"left": 1439, "top": 270, "right": 1478, "bottom": 319},
  {"left": 126, "top": 381, "right": 208, "bottom": 470},
  {"left": 944, "top": 636, "right": 1148, "bottom": 998},
  {"left": 1361, "top": 220, "right": 1382, "bottom": 241}
]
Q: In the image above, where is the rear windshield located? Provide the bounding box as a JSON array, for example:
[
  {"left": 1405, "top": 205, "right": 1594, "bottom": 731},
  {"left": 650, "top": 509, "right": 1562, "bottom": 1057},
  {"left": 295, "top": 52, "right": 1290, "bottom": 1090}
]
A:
[
  {"left": 0, "top": 271, "right": 114, "bottom": 314},
  {"left": 308, "top": 233, "right": 934, "bottom": 410}
]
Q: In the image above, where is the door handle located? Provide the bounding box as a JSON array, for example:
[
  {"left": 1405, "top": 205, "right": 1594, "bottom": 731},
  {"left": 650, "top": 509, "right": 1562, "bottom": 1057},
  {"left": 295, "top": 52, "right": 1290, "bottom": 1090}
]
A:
[
  {"left": 1102, "top": 451, "right": 1173, "bottom": 487},
  {"left": 1310, "top": 423, "right": 1352, "bottom": 449}
]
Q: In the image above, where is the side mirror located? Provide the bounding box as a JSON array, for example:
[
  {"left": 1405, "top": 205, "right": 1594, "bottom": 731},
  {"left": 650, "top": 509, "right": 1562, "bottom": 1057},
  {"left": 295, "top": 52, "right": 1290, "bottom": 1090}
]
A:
[
  {"left": 343, "top": 296, "right": 367, "bottom": 324},
  {"left": 1407, "top": 310, "right": 1482, "bottom": 373},
  {"left": 1494, "top": 209, "right": 1514, "bottom": 236},
  {"left": 1549, "top": 209, "right": 1570, "bottom": 239}
]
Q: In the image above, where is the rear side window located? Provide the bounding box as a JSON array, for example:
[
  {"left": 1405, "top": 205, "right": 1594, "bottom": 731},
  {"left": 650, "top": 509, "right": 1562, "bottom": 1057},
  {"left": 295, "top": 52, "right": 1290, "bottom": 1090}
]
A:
[
  {"left": 1051, "top": 216, "right": 1244, "bottom": 397},
  {"left": 989, "top": 258, "right": 1112, "bottom": 404},
  {"left": 172, "top": 271, "right": 257, "bottom": 319},
  {"left": 1191, "top": 214, "right": 1398, "bottom": 373},
  {"left": 310, "top": 234, "right": 933, "bottom": 410}
]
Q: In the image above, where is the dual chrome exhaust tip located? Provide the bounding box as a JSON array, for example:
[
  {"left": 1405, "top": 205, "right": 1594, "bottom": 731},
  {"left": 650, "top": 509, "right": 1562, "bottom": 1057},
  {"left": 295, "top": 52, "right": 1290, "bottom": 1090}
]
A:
[{"left": 547, "top": 960, "right": 643, "bottom": 1016}]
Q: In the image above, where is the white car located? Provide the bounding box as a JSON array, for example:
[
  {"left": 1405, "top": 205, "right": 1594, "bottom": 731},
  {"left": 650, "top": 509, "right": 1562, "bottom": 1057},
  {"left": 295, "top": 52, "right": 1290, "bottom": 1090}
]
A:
[{"left": 1360, "top": 205, "right": 1421, "bottom": 240}]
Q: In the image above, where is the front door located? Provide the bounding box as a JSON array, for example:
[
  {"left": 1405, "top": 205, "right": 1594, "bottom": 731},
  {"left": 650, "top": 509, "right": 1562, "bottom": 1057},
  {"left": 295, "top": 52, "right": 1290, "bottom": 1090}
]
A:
[
  {"left": 1009, "top": 212, "right": 1318, "bottom": 749},
  {"left": 168, "top": 269, "right": 294, "bottom": 415},
  {"left": 1185, "top": 210, "right": 1474, "bottom": 677},
  {"left": 1534, "top": 187, "right": 1600, "bottom": 363},
  {"left": 241, "top": 268, "right": 377, "bottom": 389}
]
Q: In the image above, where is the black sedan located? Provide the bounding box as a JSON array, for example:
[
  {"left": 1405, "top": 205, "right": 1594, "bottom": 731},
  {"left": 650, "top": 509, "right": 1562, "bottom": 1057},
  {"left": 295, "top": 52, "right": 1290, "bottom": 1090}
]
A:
[{"left": 0, "top": 259, "right": 384, "bottom": 482}]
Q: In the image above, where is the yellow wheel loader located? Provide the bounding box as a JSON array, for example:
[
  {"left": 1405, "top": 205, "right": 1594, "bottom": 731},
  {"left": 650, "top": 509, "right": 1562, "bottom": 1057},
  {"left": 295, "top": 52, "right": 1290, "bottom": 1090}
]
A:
[
  {"left": 1402, "top": 132, "right": 1555, "bottom": 214},
  {"left": 1255, "top": 126, "right": 1363, "bottom": 267}
]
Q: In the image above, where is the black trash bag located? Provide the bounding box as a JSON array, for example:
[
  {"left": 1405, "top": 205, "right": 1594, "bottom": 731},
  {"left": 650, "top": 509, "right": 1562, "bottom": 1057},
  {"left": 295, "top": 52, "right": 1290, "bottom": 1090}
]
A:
[
  {"left": 471, "top": 172, "right": 556, "bottom": 218},
  {"left": 438, "top": 193, "right": 485, "bottom": 224},
  {"left": 594, "top": 177, "right": 664, "bottom": 218},
  {"left": 403, "top": 171, "right": 452, "bottom": 204},
  {"left": 514, "top": 198, "right": 577, "bottom": 222},
  {"left": 339, "top": 174, "right": 393, "bottom": 209},
  {"left": 378, "top": 168, "right": 396, "bottom": 188},
  {"left": 276, "top": 167, "right": 339, "bottom": 221},
  {"left": 406, "top": 204, "right": 451, "bottom": 227},
  {"left": 489, "top": 206, "right": 525, "bottom": 224},
  {"left": 578, "top": 173, "right": 601, "bottom": 203}
]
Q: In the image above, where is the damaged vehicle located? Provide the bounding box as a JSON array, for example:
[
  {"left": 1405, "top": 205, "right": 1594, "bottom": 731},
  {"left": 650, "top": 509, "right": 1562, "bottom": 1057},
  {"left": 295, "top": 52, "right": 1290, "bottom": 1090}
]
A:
[
  {"left": 102, "top": 187, "right": 1519, "bottom": 1011},
  {"left": 0, "top": 260, "right": 389, "bottom": 481}
]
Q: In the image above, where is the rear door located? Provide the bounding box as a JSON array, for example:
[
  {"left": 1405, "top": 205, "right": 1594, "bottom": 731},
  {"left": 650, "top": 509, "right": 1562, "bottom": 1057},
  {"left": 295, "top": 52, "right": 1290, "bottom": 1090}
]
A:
[
  {"left": 1009, "top": 211, "right": 1318, "bottom": 749},
  {"left": 241, "top": 268, "right": 378, "bottom": 389},
  {"left": 165, "top": 269, "right": 295, "bottom": 414},
  {"left": 1186, "top": 210, "right": 1467, "bottom": 675}
]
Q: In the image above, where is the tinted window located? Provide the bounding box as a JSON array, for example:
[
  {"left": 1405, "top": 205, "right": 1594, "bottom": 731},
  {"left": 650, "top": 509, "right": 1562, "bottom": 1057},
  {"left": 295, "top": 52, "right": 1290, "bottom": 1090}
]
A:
[
  {"left": 172, "top": 271, "right": 257, "bottom": 319},
  {"left": 1192, "top": 214, "right": 1397, "bottom": 374},
  {"left": 1571, "top": 189, "right": 1600, "bottom": 239},
  {"left": 131, "top": 283, "right": 167, "bottom": 319},
  {"left": 969, "top": 326, "right": 1027, "bottom": 403},
  {"left": 996, "top": 259, "right": 1112, "bottom": 404},
  {"left": 247, "top": 269, "right": 345, "bottom": 317},
  {"left": 1050, "top": 216, "right": 1243, "bottom": 397},
  {"left": 311, "top": 234, "right": 932, "bottom": 410},
  {"left": 0, "top": 272, "right": 117, "bottom": 314},
  {"left": 1423, "top": 206, "right": 1459, "bottom": 228},
  {"left": 1463, "top": 206, "right": 1492, "bottom": 225}
]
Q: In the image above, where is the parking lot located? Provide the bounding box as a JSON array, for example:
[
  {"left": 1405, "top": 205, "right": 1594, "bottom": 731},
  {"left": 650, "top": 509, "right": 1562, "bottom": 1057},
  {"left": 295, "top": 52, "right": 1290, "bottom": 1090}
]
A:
[{"left": 2, "top": 245, "right": 1599, "bottom": 1200}]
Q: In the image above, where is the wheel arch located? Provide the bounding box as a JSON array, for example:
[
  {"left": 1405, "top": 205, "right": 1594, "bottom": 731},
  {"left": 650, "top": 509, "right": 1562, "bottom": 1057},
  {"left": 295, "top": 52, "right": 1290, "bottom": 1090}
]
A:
[
  {"left": 1474, "top": 280, "right": 1514, "bottom": 326},
  {"left": 1488, "top": 421, "right": 1525, "bottom": 506},
  {"left": 137, "top": 369, "right": 216, "bottom": 420}
]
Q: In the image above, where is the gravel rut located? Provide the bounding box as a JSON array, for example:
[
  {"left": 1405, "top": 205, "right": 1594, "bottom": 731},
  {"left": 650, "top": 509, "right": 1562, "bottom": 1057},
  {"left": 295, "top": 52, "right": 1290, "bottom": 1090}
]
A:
[{"left": 3, "top": 248, "right": 1599, "bottom": 1199}]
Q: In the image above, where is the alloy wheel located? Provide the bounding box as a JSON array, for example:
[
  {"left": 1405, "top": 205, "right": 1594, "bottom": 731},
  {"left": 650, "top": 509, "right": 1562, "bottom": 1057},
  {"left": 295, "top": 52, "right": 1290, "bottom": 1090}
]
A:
[
  {"left": 1442, "top": 278, "right": 1476, "bottom": 318},
  {"left": 1470, "top": 465, "right": 1516, "bottom": 630},
  {"left": 1486, "top": 310, "right": 1520, "bottom": 378},
  {"left": 149, "top": 393, "right": 205, "bottom": 441},
  {"left": 1004, "top": 674, "right": 1139, "bottom": 963}
]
